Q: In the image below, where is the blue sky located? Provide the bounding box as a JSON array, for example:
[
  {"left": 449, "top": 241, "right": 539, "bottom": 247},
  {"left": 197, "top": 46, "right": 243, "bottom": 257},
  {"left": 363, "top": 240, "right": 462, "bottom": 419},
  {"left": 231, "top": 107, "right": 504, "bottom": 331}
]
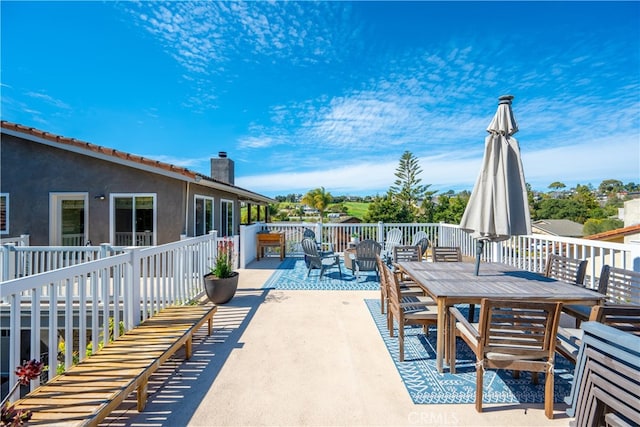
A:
[{"left": 2, "top": 1, "right": 639, "bottom": 198}]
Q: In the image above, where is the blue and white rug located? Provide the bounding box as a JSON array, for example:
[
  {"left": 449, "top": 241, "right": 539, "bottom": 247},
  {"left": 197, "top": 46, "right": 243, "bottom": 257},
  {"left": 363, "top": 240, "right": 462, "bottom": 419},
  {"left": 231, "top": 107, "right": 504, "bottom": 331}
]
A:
[
  {"left": 365, "top": 299, "right": 575, "bottom": 405},
  {"left": 262, "top": 257, "right": 380, "bottom": 290}
]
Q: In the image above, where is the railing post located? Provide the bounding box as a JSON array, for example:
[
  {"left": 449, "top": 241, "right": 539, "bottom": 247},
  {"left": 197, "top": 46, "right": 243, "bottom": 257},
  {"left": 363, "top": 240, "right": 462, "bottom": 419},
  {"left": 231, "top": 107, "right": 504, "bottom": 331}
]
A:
[
  {"left": 630, "top": 240, "right": 640, "bottom": 272},
  {"left": 315, "top": 222, "right": 323, "bottom": 244},
  {"left": 125, "top": 247, "right": 142, "bottom": 329},
  {"left": 1, "top": 243, "right": 14, "bottom": 281},
  {"left": 377, "top": 221, "right": 384, "bottom": 245}
]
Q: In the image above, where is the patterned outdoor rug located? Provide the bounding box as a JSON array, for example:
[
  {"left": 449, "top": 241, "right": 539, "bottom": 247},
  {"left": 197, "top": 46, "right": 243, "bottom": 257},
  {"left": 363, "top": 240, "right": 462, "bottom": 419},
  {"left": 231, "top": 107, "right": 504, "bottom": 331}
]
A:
[
  {"left": 365, "top": 299, "right": 575, "bottom": 405},
  {"left": 262, "top": 257, "right": 380, "bottom": 290}
]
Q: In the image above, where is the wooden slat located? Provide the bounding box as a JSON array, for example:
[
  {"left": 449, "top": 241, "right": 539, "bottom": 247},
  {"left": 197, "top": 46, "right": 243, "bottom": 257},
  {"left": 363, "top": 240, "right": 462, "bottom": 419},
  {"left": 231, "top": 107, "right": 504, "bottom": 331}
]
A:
[{"left": 12, "top": 303, "right": 217, "bottom": 426}]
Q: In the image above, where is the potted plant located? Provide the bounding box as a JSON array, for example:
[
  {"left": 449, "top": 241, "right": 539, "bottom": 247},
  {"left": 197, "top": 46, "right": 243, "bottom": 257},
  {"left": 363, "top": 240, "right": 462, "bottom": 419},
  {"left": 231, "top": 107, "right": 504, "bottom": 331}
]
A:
[
  {"left": 203, "top": 238, "right": 239, "bottom": 304},
  {"left": 350, "top": 233, "right": 360, "bottom": 244}
]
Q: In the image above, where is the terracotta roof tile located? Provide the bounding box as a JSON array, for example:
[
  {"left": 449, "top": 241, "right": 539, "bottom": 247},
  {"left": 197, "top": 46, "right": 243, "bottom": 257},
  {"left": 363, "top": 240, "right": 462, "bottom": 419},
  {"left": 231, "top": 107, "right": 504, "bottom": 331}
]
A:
[
  {"left": 2, "top": 120, "right": 197, "bottom": 180},
  {"left": 584, "top": 223, "right": 640, "bottom": 240}
]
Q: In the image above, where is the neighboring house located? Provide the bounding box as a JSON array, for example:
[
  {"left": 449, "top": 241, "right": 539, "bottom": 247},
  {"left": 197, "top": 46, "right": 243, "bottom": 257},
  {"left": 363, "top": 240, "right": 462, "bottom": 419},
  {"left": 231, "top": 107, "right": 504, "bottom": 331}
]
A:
[
  {"left": 0, "top": 121, "right": 274, "bottom": 246},
  {"left": 531, "top": 219, "right": 584, "bottom": 238},
  {"left": 583, "top": 224, "right": 640, "bottom": 245}
]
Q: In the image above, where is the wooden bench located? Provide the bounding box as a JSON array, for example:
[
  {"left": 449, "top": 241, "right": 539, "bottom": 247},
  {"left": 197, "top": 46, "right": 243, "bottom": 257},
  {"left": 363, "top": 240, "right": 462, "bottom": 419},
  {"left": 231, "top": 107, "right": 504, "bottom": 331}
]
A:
[
  {"left": 564, "top": 322, "right": 640, "bottom": 426},
  {"left": 12, "top": 303, "right": 218, "bottom": 426},
  {"left": 256, "top": 232, "right": 285, "bottom": 261}
]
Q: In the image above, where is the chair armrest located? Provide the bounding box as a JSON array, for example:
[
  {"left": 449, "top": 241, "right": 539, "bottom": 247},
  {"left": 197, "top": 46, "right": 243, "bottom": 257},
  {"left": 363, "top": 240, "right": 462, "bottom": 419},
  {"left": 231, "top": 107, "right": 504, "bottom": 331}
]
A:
[{"left": 450, "top": 306, "right": 479, "bottom": 339}]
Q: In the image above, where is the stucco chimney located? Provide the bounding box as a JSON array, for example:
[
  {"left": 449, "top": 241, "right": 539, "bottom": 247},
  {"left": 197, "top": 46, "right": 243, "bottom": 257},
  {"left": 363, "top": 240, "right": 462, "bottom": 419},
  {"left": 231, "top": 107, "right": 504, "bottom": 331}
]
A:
[{"left": 210, "top": 151, "right": 234, "bottom": 184}]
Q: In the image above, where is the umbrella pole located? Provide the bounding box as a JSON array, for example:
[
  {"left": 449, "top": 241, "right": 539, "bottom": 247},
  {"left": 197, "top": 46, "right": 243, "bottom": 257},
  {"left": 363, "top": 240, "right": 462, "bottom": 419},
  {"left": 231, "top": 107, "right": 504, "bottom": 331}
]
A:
[{"left": 474, "top": 240, "right": 484, "bottom": 276}]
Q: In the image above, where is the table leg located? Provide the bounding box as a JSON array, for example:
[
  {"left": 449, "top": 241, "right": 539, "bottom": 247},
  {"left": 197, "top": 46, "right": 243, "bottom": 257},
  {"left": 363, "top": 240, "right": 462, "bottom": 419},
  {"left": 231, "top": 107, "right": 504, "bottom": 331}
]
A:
[{"left": 436, "top": 298, "right": 446, "bottom": 373}]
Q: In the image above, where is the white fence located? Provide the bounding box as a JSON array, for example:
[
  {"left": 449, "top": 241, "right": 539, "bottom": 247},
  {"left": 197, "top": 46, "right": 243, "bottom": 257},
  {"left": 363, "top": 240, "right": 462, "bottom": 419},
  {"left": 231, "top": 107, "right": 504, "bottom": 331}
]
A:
[
  {"left": 248, "top": 222, "right": 639, "bottom": 290},
  {"left": 0, "top": 232, "right": 220, "bottom": 398}
]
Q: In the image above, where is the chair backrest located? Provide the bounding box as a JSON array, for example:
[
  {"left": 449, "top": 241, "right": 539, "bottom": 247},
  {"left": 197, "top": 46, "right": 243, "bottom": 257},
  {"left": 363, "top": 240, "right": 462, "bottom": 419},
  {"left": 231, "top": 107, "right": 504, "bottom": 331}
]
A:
[
  {"left": 393, "top": 245, "right": 422, "bottom": 262},
  {"left": 415, "top": 237, "right": 430, "bottom": 257},
  {"left": 544, "top": 254, "right": 587, "bottom": 286},
  {"left": 303, "top": 228, "right": 316, "bottom": 240},
  {"left": 380, "top": 259, "right": 402, "bottom": 314},
  {"left": 384, "top": 228, "right": 403, "bottom": 250},
  {"left": 355, "top": 239, "right": 382, "bottom": 271},
  {"left": 432, "top": 246, "right": 462, "bottom": 262},
  {"left": 598, "top": 265, "right": 640, "bottom": 305},
  {"left": 301, "top": 238, "right": 321, "bottom": 268},
  {"left": 589, "top": 304, "right": 640, "bottom": 336},
  {"left": 410, "top": 231, "right": 428, "bottom": 246},
  {"left": 478, "top": 298, "right": 562, "bottom": 363}
]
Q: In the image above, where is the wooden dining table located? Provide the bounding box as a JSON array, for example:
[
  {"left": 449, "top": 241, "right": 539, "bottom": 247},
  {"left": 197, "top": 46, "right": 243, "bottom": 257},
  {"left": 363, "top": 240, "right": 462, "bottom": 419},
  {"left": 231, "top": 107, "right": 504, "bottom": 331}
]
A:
[{"left": 396, "top": 261, "right": 607, "bottom": 373}]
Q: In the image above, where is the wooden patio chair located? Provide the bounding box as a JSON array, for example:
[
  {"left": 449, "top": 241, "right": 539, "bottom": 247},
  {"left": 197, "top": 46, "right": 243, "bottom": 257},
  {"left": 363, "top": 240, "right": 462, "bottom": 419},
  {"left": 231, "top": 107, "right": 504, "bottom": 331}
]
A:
[
  {"left": 431, "top": 246, "right": 477, "bottom": 321},
  {"left": 544, "top": 254, "right": 587, "bottom": 286},
  {"left": 384, "top": 261, "right": 437, "bottom": 362},
  {"left": 449, "top": 298, "right": 563, "bottom": 419},
  {"left": 431, "top": 246, "right": 462, "bottom": 262},
  {"left": 544, "top": 254, "right": 588, "bottom": 325},
  {"left": 602, "top": 265, "right": 640, "bottom": 305},
  {"left": 301, "top": 238, "right": 341, "bottom": 279},
  {"left": 376, "top": 254, "right": 431, "bottom": 323},
  {"left": 556, "top": 303, "right": 640, "bottom": 363},
  {"left": 349, "top": 239, "right": 382, "bottom": 280}
]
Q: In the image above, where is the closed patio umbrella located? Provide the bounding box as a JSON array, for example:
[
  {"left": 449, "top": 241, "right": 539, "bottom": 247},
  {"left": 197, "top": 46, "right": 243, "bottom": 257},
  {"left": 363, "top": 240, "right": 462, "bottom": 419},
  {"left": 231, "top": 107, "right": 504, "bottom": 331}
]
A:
[{"left": 459, "top": 95, "right": 531, "bottom": 275}]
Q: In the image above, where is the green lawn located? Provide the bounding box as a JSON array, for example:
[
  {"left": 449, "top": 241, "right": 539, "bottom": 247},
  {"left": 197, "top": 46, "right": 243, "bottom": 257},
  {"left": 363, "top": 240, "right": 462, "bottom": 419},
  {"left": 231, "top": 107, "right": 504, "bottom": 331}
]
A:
[{"left": 343, "top": 202, "right": 369, "bottom": 220}]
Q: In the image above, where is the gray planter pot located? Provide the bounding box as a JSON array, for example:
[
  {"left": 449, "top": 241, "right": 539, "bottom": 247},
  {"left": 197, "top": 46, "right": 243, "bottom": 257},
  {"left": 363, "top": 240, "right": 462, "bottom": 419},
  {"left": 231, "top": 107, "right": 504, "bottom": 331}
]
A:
[{"left": 203, "top": 272, "right": 239, "bottom": 304}]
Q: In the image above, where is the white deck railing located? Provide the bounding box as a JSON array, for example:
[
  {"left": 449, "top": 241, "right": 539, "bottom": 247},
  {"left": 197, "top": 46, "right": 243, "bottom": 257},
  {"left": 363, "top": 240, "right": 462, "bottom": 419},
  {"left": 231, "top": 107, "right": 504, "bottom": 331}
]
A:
[
  {"left": 249, "top": 222, "right": 639, "bottom": 291},
  {"left": 1, "top": 222, "right": 637, "bottom": 401},
  {"left": 0, "top": 232, "right": 220, "bottom": 398}
]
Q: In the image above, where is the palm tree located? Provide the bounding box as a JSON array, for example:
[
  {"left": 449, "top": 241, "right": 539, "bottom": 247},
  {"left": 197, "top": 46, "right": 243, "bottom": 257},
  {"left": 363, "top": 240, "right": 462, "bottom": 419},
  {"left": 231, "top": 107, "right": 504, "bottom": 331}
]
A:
[{"left": 301, "top": 187, "right": 333, "bottom": 221}]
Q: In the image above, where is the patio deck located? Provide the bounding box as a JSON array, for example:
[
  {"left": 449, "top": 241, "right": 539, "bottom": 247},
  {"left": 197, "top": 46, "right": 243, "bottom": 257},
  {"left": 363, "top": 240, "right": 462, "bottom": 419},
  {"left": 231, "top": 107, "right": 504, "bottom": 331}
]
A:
[{"left": 100, "top": 257, "right": 571, "bottom": 426}]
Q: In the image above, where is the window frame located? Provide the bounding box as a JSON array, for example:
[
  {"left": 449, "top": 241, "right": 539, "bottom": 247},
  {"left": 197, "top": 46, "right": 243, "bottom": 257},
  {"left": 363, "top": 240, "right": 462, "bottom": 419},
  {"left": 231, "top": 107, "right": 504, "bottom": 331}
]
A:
[
  {"left": 110, "top": 193, "right": 157, "bottom": 246},
  {"left": 194, "top": 195, "right": 215, "bottom": 236},
  {"left": 220, "top": 199, "right": 234, "bottom": 237},
  {"left": 0, "top": 193, "right": 8, "bottom": 235}
]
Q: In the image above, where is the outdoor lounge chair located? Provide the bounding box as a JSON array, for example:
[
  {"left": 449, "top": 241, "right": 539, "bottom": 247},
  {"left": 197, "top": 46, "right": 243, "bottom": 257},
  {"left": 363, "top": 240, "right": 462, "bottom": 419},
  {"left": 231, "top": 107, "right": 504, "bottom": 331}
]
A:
[
  {"left": 382, "top": 228, "right": 403, "bottom": 262},
  {"left": 410, "top": 231, "right": 430, "bottom": 258},
  {"left": 301, "top": 238, "right": 341, "bottom": 279},
  {"left": 449, "top": 298, "right": 563, "bottom": 419},
  {"left": 348, "top": 239, "right": 382, "bottom": 280}
]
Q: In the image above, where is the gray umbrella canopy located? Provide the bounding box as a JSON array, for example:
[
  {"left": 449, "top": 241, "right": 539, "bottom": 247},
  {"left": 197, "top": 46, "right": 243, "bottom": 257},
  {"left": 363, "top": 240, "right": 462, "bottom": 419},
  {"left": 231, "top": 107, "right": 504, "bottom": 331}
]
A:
[{"left": 460, "top": 95, "right": 531, "bottom": 273}]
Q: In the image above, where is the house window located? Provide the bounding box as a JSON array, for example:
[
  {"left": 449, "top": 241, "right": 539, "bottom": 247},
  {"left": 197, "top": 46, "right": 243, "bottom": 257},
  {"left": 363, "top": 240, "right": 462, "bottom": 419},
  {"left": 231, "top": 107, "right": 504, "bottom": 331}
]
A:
[
  {"left": 194, "top": 196, "right": 214, "bottom": 236},
  {"left": 0, "top": 193, "right": 8, "bottom": 235},
  {"left": 112, "top": 194, "right": 156, "bottom": 246},
  {"left": 220, "top": 199, "right": 234, "bottom": 237}
]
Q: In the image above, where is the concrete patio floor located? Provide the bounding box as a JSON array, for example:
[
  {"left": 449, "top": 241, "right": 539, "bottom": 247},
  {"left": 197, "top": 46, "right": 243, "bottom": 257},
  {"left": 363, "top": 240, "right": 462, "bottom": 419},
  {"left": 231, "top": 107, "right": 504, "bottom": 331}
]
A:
[{"left": 102, "top": 257, "right": 572, "bottom": 427}]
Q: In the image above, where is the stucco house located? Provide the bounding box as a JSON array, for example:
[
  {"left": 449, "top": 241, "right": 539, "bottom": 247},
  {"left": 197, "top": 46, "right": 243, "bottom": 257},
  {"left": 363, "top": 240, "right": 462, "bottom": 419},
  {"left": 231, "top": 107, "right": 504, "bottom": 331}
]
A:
[{"left": 0, "top": 121, "right": 273, "bottom": 246}]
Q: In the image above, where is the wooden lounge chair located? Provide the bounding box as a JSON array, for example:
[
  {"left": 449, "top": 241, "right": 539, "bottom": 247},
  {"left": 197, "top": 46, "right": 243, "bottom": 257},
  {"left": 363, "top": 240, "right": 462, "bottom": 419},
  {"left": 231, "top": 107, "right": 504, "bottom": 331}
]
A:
[{"left": 449, "top": 298, "right": 562, "bottom": 419}]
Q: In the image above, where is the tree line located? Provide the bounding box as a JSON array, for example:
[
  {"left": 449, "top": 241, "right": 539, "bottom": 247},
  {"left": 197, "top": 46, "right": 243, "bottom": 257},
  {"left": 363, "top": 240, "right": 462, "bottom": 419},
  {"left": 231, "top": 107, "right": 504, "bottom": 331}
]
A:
[{"left": 271, "top": 151, "right": 637, "bottom": 236}]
